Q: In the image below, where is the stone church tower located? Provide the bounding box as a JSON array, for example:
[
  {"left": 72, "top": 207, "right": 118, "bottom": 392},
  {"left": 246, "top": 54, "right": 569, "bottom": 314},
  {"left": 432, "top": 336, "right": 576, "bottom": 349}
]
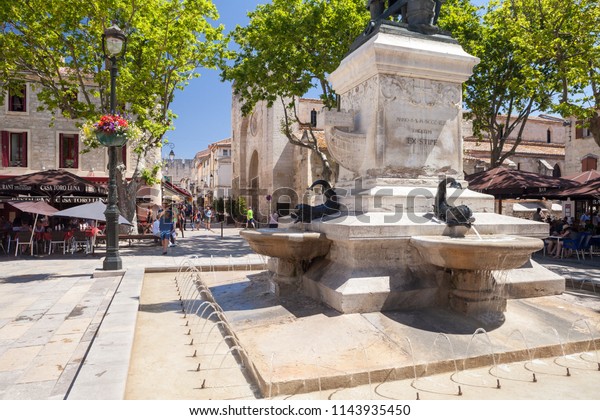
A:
[{"left": 231, "top": 92, "right": 325, "bottom": 223}]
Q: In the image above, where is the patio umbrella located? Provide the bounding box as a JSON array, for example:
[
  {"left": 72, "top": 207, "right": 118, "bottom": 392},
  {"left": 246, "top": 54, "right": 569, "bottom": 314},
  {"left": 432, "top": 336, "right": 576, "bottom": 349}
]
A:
[
  {"left": 465, "top": 167, "right": 579, "bottom": 199},
  {"left": 53, "top": 200, "right": 133, "bottom": 225},
  {"left": 8, "top": 200, "right": 59, "bottom": 255},
  {"left": 546, "top": 177, "right": 600, "bottom": 200},
  {"left": 565, "top": 169, "right": 600, "bottom": 184}
]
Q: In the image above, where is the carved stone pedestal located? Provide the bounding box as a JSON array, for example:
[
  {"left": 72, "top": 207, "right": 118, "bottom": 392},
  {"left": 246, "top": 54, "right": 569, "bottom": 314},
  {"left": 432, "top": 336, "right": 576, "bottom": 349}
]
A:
[
  {"left": 326, "top": 23, "right": 480, "bottom": 183},
  {"left": 448, "top": 270, "right": 507, "bottom": 318}
]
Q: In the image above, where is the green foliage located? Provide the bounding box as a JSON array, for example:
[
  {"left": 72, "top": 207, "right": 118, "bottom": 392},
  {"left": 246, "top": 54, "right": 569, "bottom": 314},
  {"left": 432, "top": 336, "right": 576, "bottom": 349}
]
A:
[
  {"left": 0, "top": 0, "right": 225, "bottom": 146},
  {"left": 212, "top": 196, "right": 225, "bottom": 214},
  {"left": 0, "top": 0, "right": 226, "bottom": 220},
  {"left": 139, "top": 166, "right": 161, "bottom": 187},
  {"left": 439, "top": 0, "right": 600, "bottom": 165},
  {"left": 221, "top": 0, "right": 368, "bottom": 115},
  {"left": 226, "top": 196, "right": 247, "bottom": 223}
]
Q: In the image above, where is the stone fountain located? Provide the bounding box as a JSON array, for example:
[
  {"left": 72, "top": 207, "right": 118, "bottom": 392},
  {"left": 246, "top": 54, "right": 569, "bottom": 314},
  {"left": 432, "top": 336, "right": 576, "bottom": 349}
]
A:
[{"left": 241, "top": 10, "right": 563, "bottom": 321}]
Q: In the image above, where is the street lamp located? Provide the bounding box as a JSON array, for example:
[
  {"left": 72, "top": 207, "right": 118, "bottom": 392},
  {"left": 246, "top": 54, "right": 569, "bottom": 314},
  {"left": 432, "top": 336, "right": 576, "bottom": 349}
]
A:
[
  {"left": 102, "top": 24, "right": 126, "bottom": 271},
  {"left": 166, "top": 143, "right": 175, "bottom": 165}
]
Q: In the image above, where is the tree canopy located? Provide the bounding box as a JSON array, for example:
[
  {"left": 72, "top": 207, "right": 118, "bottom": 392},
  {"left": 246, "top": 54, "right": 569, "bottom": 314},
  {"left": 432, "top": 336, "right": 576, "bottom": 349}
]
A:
[
  {"left": 0, "top": 0, "right": 226, "bottom": 222},
  {"left": 440, "top": 0, "right": 600, "bottom": 166},
  {"left": 221, "top": 0, "right": 369, "bottom": 181}
]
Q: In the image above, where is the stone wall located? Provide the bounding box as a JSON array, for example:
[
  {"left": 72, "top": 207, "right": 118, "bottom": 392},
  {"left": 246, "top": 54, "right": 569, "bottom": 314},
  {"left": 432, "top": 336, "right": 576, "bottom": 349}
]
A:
[
  {"left": 0, "top": 82, "right": 140, "bottom": 179},
  {"left": 564, "top": 134, "right": 599, "bottom": 176}
]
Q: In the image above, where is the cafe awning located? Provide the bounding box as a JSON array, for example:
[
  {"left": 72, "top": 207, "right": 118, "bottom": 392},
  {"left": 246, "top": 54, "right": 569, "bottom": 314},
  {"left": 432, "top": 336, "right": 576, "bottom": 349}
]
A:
[
  {"left": 0, "top": 169, "right": 106, "bottom": 200},
  {"left": 465, "top": 167, "right": 579, "bottom": 199},
  {"left": 162, "top": 181, "right": 191, "bottom": 202},
  {"left": 7, "top": 200, "right": 59, "bottom": 216},
  {"left": 512, "top": 202, "right": 562, "bottom": 212},
  {"left": 565, "top": 170, "right": 600, "bottom": 184}
]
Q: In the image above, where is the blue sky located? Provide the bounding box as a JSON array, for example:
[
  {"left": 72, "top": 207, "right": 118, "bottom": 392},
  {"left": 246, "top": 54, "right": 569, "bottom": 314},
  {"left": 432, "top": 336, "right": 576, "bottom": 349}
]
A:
[
  {"left": 166, "top": 0, "right": 488, "bottom": 160},
  {"left": 166, "top": 0, "right": 267, "bottom": 160}
]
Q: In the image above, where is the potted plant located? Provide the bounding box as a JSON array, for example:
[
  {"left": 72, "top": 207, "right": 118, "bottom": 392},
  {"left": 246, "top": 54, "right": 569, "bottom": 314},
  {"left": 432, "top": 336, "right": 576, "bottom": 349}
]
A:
[{"left": 81, "top": 114, "right": 141, "bottom": 147}]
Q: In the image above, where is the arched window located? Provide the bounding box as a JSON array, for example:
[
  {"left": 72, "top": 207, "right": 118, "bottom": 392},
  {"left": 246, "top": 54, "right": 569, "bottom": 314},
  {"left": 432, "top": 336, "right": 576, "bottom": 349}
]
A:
[
  {"left": 547, "top": 128, "right": 551, "bottom": 143},
  {"left": 552, "top": 163, "right": 561, "bottom": 177}
]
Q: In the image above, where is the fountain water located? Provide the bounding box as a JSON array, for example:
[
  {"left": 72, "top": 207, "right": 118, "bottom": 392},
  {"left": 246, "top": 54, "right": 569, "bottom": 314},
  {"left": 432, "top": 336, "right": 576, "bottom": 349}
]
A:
[
  {"left": 492, "top": 329, "right": 536, "bottom": 382},
  {"left": 454, "top": 328, "right": 499, "bottom": 388},
  {"left": 413, "top": 333, "right": 460, "bottom": 395}
]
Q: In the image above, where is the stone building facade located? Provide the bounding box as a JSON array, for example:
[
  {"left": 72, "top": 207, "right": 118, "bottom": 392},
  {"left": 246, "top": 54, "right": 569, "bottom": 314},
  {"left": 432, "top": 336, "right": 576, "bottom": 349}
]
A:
[
  {"left": 194, "top": 138, "right": 232, "bottom": 203},
  {"left": 562, "top": 122, "right": 598, "bottom": 176},
  {"left": 0, "top": 80, "right": 156, "bottom": 193},
  {"left": 1, "top": 81, "right": 109, "bottom": 179},
  {"left": 161, "top": 157, "right": 197, "bottom": 193},
  {"left": 462, "top": 115, "right": 568, "bottom": 176},
  {"left": 1, "top": 79, "right": 169, "bottom": 223},
  {"left": 231, "top": 95, "right": 324, "bottom": 222}
]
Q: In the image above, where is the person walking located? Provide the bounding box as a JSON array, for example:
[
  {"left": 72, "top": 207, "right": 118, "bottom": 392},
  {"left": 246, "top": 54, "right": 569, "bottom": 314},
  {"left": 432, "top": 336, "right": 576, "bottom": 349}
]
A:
[
  {"left": 268, "top": 211, "right": 279, "bottom": 228},
  {"left": 158, "top": 203, "right": 174, "bottom": 255},
  {"left": 204, "top": 206, "right": 213, "bottom": 231},
  {"left": 177, "top": 208, "right": 185, "bottom": 238},
  {"left": 246, "top": 207, "right": 256, "bottom": 228}
]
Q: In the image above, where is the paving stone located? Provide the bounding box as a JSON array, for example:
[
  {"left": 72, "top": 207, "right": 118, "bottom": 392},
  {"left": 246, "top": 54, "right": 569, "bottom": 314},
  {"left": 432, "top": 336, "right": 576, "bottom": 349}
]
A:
[
  {"left": 0, "top": 323, "right": 33, "bottom": 341},
  {"left": 0, "top": 346, "right": 43, "bottom": 372},
  {"left": 1, "top": 229, "right": 597, "bottom": 402},
  {"left": 2, "top": 380, "right": 56, "bottom": 400},
  {"left": 18, "top": 353, "right": 72, "bottom": 383}
]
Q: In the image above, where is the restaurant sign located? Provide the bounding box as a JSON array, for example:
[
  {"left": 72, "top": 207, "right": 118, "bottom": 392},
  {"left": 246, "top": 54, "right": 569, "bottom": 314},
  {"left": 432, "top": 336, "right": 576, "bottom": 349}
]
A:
[{"left": 1, "top": 196, "right": 99, "bottom": 204}]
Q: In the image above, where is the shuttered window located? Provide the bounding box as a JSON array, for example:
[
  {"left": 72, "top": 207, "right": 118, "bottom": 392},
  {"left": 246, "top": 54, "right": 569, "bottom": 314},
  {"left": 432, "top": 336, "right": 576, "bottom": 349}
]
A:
[
  {"left": 1, "top": 131, "right": 28, "bottom": 167},
  {"left": 59, "top": 133, "right": 79, "bottom": 168}
]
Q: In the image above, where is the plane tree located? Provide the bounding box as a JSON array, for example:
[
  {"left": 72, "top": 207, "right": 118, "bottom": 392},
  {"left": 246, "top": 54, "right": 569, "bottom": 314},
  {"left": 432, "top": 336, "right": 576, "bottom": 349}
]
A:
[
  {"left": 441, "top": 0, "right": 600, "bottom": 167},
  {"left": 221, "top": 0, "right": 369, "bottom": 182},
  {"left": 0, "top": 0, "right": 225, "bottom": 226}
]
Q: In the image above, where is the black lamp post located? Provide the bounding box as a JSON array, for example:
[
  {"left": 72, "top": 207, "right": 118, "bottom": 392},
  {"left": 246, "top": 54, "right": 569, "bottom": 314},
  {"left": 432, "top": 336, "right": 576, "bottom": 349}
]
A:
[{"left": 102, "top": 24, "right": 126, "bottom": 271}]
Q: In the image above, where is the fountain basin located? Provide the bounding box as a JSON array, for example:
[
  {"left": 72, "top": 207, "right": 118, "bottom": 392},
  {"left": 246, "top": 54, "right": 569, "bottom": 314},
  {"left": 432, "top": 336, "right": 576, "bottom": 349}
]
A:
[
  {"left": 410, "top": 235, "right": 544, "bottom": 271},
  {"left": 239, "top": 228, "right": 331, "bottom": 262},
  {"left": 240, "top": 228, "right": 332, "bottom": 295}
]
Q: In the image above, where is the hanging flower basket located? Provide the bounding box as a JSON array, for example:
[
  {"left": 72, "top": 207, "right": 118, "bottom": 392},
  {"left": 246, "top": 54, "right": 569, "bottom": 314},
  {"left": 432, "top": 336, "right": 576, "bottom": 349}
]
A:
[
  {"left": 81, "top": 114, "right": 141, "bottom": 147},
  {"left": 96, "top": 131, "right": 128, "bottom": 147}
]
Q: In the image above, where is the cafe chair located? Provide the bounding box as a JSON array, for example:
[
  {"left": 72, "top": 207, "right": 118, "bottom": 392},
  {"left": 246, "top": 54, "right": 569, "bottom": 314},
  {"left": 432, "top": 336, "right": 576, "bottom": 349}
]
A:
[
  {"left": 14, "top": 231, "right": 34, "bottom": 256},
  {"left": 70, "top": 230, "right": 90, "bottom": 254},
  {"left": 561, "top": 232, "right": 591, "bottom": 260},
  {"left": 48, "top": 230, "right": 67, "bottom": 254}
]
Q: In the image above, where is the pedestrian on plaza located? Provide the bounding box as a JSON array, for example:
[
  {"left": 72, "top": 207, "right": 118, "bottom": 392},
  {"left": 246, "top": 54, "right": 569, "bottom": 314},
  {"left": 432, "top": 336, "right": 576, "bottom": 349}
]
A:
[
  {"left": 204, "top": 206, "right": 213, "bottom": 231},
  {"left": 158, "top": 202, "right": 174, "bottom": 255},
  {"left": 147, "top": 208, "right": 153, "bottom": 224},
  {"left": 246, "top": 207, "right": 256, "bottom": 228},
  {"left": 532, "top": 207, "right": 543, "bottom": 222},
  {"left": 152, "top": 218, "right": 160, "bottom": 244},
  {"left": 177, "top": 209, "right": 185, "bottom": 238},
  {"left": 195, "top": 208, "right": 203, "bottom": 230},
  {"left": 268, "top": 211, "right": 279, "bottom": 228}
]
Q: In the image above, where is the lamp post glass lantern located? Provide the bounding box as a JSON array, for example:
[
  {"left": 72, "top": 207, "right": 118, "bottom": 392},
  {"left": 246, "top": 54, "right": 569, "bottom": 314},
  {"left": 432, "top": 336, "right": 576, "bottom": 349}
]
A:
[{"left": 102, "top": 24, "right": 126, "bottom": 271}]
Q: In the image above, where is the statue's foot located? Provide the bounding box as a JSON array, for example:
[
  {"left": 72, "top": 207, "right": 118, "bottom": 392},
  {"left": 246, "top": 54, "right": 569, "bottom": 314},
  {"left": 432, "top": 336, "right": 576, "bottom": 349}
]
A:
[{"left": 407, "top": 23, "right": 439, "bottom": 35}]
